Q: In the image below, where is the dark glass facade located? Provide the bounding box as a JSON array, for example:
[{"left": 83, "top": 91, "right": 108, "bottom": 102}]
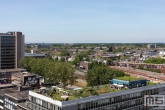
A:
[{"left": 0, "top": 36, "right": 15, "bottom": 69}]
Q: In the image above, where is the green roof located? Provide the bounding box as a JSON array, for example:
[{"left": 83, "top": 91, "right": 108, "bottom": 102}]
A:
[
  {"left": 115, "top": 76, "right": 143, "bottom": 81},
  {"left": 34, "top": 84, "right": 124, "bottom": 101}
]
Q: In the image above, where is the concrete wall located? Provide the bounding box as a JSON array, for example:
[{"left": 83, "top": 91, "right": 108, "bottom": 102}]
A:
[
  {"left": 15, "top": 32, "right": 24, "bottom": 68},
  {"left": 62, "top": 105, "right": 78, "bottom": 110}
]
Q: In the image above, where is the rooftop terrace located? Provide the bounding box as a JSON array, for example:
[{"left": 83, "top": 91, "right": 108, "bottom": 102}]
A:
[
  {"left": 29, "top": 83, "right": 165, "bottom": 107},
  {"left": 33, "top": 84, "right": 122, "bottom": 101}
]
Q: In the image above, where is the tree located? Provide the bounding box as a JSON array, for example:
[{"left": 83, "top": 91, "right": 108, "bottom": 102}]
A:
[
  {"left": 144, "top": 57, "right": 165, "bottom": 64},
  {"left": 108, "top": 45, "right": 113, "bottom": 52},
  {"left": 39, "top": 48, "right": 49, "bottom": 52},
  {"left": 120, "top": 56, "right": 129, "bottom": 61},
  {"left": 106, "top": 59, "right": 113, "bottom": 66},
  {"left": 46, "top": 51, "right": 54, "bottom": 61},
  {"left": 60, "top": 58, "right": 65, "bottom": 62},
  {"left": 61, "top": 49, "right": 70, "bottom": 56},
  {"left": 55, "top": 62, "right": 77, "bottom": 88},
  {"left": 138, "top": 65, "right": 144, "bottom": 70},
  {"left": 85, "top": 64, "right": 125, "bottom": 86},
  {"left": 89, "top": 61, "right": 103, "bottom": 69},
  {"left": 83, "top": 45, "right": 87, "bottom": 49},
  {"left": 72, "top": 52, "right": 89, "bottom": 65},
  {"left": 20, "top": 57, "right": 77, "bottom": 87},
  {"left": 55, "top": 57, "right": 58, "bottom": 61},
  {"left": 72, "top": 57, "right": 80, "bottom": 65},
  {"left": 140, "top": 53, "right": 142, "bottom": 58}
]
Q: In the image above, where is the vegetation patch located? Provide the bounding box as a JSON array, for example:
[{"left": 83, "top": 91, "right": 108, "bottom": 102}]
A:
[
  {"left": 116, "top": 76, "right": 143, "bottom": 81},
  {"left": 74, "top": 80, "right": 87, "bottom": 88},
  {"left": 144, "top": 57, "right": 165, "bottom": 64},
  {"left": 86, "top": 61, "right": 127, "bottom": 86},
  {"left": 138, "top": 65, "right": 161, "bottom": 73}
]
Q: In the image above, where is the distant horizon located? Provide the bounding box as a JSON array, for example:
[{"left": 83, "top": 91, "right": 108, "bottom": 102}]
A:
[{"left": 25, "top": 42, "right": 165, "bottom": 44}]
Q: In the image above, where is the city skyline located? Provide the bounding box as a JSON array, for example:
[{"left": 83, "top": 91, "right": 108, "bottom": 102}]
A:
[{"left": 0, "top": 0, "right": 165, "bottom": 43}]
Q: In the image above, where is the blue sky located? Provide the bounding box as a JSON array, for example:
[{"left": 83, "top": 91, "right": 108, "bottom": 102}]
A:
[{"left": 0, "top": 0, "right": 165, "bottom": 43}]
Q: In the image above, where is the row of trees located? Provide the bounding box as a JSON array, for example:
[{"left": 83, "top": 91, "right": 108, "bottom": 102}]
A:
[
  {"left": 20, "top": 57, "right": 77, "bottom": 88},
  {"left": 85, "top": 62, "right": 126, "bottom": 86},
  {"left": 144, "top": 57, "right": 165, "bottom": 64}
]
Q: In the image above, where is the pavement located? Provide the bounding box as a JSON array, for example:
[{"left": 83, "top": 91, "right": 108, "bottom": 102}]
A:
[{"left": 75, "top": 70, "right": 86, "bottom": 76}]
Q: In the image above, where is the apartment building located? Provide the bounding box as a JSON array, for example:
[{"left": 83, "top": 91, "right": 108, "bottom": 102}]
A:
[
  {"left": 147, "top": 44, "right": 156, "bottom": 49},
  {"left": 28, "top": 83, "right": 165, "bottom": 110},
  {"left": 0, "top": 32, "right": 24, "bottom": 69}
]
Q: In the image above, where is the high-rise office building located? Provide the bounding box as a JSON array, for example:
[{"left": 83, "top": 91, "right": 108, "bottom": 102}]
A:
[{"left": 0, "top": 32, "right": 24, "bottom": 69}]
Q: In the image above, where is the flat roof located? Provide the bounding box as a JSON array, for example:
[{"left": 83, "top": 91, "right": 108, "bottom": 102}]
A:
[
  {"left": 12, "top": 72, "right": 36, "bottom": 77},
  {"left": 30, "top": 83, "right": 165, "bottom": 107},
  {"left": 0, "top": 86, "right": 17, "bottom": 96},
  {"left": 0, "top": 33, "right": 13, "bottom": 35},
  {"left": 0, "top": 33, "right": 6, "bottom": 35},
  {"left": 0, "top": 84, "right": 16, "bottom": 88},
  {"left": 0, "top": 68, "right": 26, "bottom": 73},
  {"left": 25, "top": 53, "right": 46, "bottom": 57},
  {"left": 115, "top": 76, "right": 143, "bottom": 81},
  {"left": 6, "top": 91, "right": 29, "bottom": 101},
  {"left": 17, "top": 102, "right": 27, "bottom": 109}
]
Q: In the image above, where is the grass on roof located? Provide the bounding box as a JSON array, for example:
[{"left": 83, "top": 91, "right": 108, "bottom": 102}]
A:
[
  {"left": 147, "top": 81, "right": 160, "bottom": 86},
  {"left": 41, "top": 84, "right": 121, "bottom": 101},
  {"left": 116, "top": 76, "right": 143, "bottom": 81}
]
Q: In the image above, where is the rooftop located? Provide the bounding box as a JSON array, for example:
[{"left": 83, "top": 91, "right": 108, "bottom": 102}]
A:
[
  {"left": 29, "top": 83, "right": 165, "bottom": 107},
  {"left": 25, "top": 53, "right": 45, "bottom": 57},
  {"left": 0, "top": 84, "right": 30, "bottom": 99},
  {"left": 6, "top": 91, "right": 29, "bottom": 101},
  {"left": 32, "top": 84, "right": 122, "bottom": 101},
  {"left": 0, "top": 68, "right": 26, "bottom": 73},
  {"left": 115, "top": 76, "right": 143, "bottom": 81},
  {"left": 17, "top": 102, "right": 28, "bottom": 109},
  {"left": 12, "top": 72, "right": 37, "bottom": 77},
  {"left": 0, "top": 84, "right": 16, "bottom": 89},
  {"left": 0, "top": 86, "right": 17, "bottom": 97}
]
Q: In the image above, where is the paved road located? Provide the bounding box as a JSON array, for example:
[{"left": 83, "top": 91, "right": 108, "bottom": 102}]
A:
[{"left": 75, "top": 70, "right": 86, "bottom": 76}]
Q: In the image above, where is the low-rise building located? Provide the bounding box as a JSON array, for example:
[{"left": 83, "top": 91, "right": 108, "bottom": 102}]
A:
[
  {"left": 12, "top": 72, "right": 40, "bottom": 87},
  {"left": 110, "top": 77, "right": 147, "bottom": 89},
  {"left": 79, "top": 61, "right": 90, "bottom": 71},
  {"left": 28, "top": 83, "right": 165, "bottom": 110},
  {"left": 0, "top": 84, "right": 30, "bottom": 110},
  {"left": 4, "top": 89, "right": 29, "bottom": 110},
  {"left": 0, "top": 68, "right": 26, "bottom": 84}
]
